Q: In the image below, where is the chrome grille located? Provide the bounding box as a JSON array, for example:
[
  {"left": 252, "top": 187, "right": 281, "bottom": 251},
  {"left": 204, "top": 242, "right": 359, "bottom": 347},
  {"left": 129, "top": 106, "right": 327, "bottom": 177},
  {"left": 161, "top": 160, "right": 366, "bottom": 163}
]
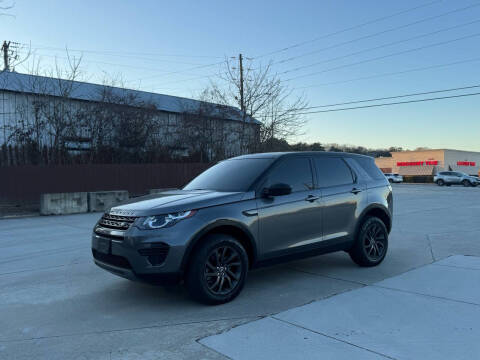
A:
[{"left": 98, "top": 213, "right": 137, "bottom": 230}]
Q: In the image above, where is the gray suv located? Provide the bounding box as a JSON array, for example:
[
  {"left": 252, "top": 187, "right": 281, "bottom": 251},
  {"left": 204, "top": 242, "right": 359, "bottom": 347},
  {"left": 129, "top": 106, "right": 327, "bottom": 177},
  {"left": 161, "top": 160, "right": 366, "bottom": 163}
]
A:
[
  {"left": 434, "top": 171, "right": 479, "bottom": 187},
  {"left": 92, "top": 152, "right": 393, "bottom": 304}
]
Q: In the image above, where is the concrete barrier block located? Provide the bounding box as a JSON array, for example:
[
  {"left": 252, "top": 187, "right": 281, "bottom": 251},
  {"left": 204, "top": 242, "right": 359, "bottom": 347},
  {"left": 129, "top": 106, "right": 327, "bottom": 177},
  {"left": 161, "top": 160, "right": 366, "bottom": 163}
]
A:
[
  {"left": 40, "top": 192, "right": 88, "bottom": 215},
  {"left": 88, "top": 190, "right": 129, "bottom": 212}
]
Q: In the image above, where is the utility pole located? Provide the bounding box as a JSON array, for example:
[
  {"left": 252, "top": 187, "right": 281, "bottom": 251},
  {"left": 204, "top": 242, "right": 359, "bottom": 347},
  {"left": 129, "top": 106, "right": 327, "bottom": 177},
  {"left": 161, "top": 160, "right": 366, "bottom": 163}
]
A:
[
  {"left": 238, "top": 53, "right": 246, "bottom": 153},
  {"left": 238, "top": 53, "right": 245, "bottom": 113},
  {"left": 2, "top": 41, "right": 10, "bottom": 71}
]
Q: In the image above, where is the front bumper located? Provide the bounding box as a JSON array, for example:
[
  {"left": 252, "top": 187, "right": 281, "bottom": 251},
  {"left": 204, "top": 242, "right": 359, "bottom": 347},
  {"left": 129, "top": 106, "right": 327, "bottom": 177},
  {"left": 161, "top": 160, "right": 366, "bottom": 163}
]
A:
[{"left": 91, "top": 219, "right": 202, "bottom": 285}]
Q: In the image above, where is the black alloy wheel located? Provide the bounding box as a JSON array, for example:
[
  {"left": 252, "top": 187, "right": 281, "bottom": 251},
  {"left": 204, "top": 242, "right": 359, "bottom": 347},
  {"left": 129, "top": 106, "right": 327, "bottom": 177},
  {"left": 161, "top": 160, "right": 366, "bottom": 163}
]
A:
[
  {"left": 349, "top": 216, "right": 388, "bottom": 267},
  {"left": 186, "top": 234, "right": 248, "bottom": 305},
  {"left": 204, "top": 245, "right": 242, "bottom": 295},
  {"left": 362, "top": 222, "right": 387, "bottom": 262},
  {"left": 437, "top": 179, "right": 444, "bottom": 186}
]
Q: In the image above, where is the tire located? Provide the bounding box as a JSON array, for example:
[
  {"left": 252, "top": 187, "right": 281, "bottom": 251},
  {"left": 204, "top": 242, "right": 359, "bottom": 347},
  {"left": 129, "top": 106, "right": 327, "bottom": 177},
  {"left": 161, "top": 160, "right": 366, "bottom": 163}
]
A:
[
  {"left": 388, "top": 179, "right": 393, "bottom": 183},
  {"left": 436, "top": 179, "right": 444, "bottom": 186},
  {"left": 185, "top": 233, "right": 248, "bottom": 305},
  {"left": 349, "top": 216, "right": 388, "bottom": 267},
  {"left": 462, "top": 179, "right": 471, "bottom": 187}
]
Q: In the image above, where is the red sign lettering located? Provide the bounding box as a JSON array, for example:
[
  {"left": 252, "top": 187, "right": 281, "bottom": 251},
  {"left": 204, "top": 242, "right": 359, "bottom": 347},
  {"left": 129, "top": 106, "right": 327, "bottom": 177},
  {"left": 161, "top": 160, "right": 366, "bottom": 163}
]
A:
[
  {"left": 457, "top": 161, "right": 476, "bottom": 166},
  {"left": 397, "top": 160, "right": 438, "bottom": 166}
]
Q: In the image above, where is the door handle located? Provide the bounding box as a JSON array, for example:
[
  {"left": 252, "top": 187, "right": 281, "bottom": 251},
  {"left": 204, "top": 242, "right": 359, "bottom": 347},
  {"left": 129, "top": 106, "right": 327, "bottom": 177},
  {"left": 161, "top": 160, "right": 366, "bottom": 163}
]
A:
[
  {"left": 351, "top": 188, "right": 362, "bottom": 194},
  {"left": 305, "top": 195, "right": 320, "bottom": 202}
]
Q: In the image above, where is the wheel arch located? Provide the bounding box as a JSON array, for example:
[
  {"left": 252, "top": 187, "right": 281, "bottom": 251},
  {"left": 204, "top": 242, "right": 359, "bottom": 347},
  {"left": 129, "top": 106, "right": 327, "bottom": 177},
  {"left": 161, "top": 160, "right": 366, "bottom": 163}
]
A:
[
  {"left": 180, "top": 220, "right": 258, "bottom": 274},
  {"left": 356, "top": 204, "right": 392, "bottom": 236}
]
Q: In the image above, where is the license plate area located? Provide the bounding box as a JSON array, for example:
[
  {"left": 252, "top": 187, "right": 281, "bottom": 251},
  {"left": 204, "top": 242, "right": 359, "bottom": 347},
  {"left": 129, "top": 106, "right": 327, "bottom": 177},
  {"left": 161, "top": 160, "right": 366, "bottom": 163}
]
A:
[{"left": 97, "top": 238, "right": 111, "bottom": 254}]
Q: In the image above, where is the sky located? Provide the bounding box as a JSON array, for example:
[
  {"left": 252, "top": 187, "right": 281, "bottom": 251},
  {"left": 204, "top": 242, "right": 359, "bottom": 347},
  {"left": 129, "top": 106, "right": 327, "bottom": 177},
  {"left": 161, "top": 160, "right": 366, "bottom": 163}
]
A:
[{"left": 2, "top": 0, "right": 480, "bottom": 151}]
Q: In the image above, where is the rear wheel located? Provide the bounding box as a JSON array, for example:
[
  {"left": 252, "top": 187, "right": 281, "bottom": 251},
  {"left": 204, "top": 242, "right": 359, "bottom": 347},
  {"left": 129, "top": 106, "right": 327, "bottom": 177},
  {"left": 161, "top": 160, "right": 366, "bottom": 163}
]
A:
[
  {"left": 185, "top": 234, "right": 248, "bottom": 305},
  {"left": 436, "top": 179, "right": 444, "bottom": 186},
  {"left": 349, "top": 216, "right": 388, "bottom": 267}
]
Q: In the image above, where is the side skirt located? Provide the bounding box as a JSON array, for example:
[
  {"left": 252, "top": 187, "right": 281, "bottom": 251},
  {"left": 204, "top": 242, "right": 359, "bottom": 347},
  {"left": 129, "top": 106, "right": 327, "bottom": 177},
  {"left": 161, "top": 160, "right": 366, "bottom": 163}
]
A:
[{"left": 252, "top": 239, "right": 353, "bottom": 269}]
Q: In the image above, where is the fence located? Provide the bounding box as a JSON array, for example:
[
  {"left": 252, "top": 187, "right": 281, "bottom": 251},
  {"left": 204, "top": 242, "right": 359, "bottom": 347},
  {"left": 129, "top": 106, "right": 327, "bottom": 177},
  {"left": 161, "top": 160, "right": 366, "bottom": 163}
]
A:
[{"left": 0, "top": 163, "right": 211, "bottom": 203}]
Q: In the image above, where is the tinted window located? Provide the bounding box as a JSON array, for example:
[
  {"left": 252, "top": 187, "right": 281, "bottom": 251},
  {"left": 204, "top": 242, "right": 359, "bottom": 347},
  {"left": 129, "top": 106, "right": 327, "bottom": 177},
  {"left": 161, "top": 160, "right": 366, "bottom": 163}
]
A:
[
  {"left": 264, "top": 157, "right": 313, "bottom": 192},
  {"left": 354, "top": 157, "right": 385, "bottom": 180},
  {"left": 315, "top": 157, "right": 354, "bottom": 188},
  {"left": 184, "top": 158, "right": 273, "bottom": 192}
]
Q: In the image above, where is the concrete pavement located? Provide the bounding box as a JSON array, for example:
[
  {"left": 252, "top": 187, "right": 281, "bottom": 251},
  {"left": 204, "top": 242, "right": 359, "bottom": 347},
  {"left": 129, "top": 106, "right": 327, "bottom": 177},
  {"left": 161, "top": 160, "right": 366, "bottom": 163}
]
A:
[
  {"left": 0, "top": 184, "right": 479, "bottom": 359},
  {"left": 201, "top": 255, "right": 480, "bottom": 360}
]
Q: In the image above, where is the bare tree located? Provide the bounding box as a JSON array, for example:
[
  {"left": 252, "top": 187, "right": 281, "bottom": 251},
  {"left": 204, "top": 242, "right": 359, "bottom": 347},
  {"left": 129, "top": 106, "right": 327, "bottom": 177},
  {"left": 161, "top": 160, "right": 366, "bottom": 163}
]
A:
[
  {"left": 175, "top": 89, "right": 236, "bottom": 162},
  {"left": 5, "top": 53, "right": 86, "bottom": 163},
  {"left": 203, "top": 58, "right": 308, "bottom": 152}
]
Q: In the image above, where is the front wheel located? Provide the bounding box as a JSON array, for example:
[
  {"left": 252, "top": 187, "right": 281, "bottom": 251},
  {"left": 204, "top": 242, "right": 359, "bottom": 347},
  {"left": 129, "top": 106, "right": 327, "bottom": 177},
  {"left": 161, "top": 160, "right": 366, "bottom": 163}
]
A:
[
  {"left": 185, "top": 234, "right": 248, "bottom": 305},
  {"left": 436, "top": 179, "right": 444, "bottom": 186},
  {"left": 349, "top": 216, "right": 388, "bottom": 267},
  {"left": 462, "top": 180, "right": 471, "bottom": 187}
]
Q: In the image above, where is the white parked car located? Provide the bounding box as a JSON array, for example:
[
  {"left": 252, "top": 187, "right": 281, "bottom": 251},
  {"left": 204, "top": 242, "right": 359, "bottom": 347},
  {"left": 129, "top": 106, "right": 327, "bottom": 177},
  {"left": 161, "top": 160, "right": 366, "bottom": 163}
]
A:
[
  {"left": 384, "top": 173, "right": 403, "bottom": 183},
  {"left": 433, "top": 171, "right": 479, "bottom": 187}
]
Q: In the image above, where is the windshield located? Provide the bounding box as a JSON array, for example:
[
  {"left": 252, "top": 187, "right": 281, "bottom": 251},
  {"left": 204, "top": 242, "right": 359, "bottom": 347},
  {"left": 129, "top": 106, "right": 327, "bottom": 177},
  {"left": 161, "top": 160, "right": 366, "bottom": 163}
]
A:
[{"left": 183, "top": 158, "right": 273, "bottom": 192}]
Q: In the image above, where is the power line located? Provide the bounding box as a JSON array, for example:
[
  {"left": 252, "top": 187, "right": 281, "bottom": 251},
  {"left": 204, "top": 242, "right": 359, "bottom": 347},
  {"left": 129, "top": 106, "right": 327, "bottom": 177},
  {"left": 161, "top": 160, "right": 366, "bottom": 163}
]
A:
[
  {"left": 278, "top": 19, "right": 480, "bottom": 76},
  {"left": 27, "top": 47, "right": 214, "bottom": 65},
  {"left": 147, "top": 72, "right": 218, "bottom": 91},
  {"left": 130, "top": 60, "right": 225, "bottom": 84},
  {"left": 300, "top": 84, "right": 480, "bottom": 110},
  {"left": 21, "top": 43, "right": 224, "bottom": 59},
  {"left": 254, "top": 0, "right": 443, "bottom": 59},
  {"left": 295, "top": 57, "right": 480, "bottom": 89},
  {"left": 17, "top": 50, "right": 208, "bottom": 73},
  {"left": 296, "top": 92, "right": 480, "bottom": 115},
  {"left": 284, "top": 32, "right": 480, "bottom": 82},
  {"left": 271, "top": 2, "right": 480, "bottom": 66},
  {"left": 128, "top": 56, "right": 480, "bottom": 94}
]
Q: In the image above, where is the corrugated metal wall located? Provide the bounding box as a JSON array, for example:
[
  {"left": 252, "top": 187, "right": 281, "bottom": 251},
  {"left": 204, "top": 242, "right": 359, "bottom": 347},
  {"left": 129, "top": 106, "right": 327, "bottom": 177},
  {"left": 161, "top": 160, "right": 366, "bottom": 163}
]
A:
[{"left": 0, "top": 163, "right": 211, "bottom": 202}]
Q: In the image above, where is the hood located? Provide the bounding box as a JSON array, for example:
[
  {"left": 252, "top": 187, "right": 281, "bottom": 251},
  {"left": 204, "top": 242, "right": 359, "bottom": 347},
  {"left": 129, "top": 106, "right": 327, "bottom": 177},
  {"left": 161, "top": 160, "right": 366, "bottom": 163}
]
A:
[{"left": 108, "top": 189, "right": 250, "bottom": 216}]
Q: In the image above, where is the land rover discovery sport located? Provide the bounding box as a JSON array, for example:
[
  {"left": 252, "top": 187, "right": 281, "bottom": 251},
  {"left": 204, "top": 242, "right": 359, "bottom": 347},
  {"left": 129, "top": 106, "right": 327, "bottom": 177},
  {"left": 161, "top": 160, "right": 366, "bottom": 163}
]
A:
[{"left": 92, "top": 152, "right": 393, "bottom": 304}]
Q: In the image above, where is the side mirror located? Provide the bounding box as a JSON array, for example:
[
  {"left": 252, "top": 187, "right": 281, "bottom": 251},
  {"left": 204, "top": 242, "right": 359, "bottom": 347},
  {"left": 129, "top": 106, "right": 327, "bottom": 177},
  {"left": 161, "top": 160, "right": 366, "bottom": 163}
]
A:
[{"left": 262, "top": 183, "right": 292, "bottom": 197}]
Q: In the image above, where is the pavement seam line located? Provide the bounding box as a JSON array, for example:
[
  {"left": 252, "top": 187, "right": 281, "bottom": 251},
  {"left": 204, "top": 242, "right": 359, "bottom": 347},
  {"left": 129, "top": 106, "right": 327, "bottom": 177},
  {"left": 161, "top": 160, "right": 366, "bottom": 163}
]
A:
[
  {"left": 286, "top": 266, "right": 369, "bottom": 286},
  {"left": 431, "top": 263, "right": 480, "bottom": 271},
  {"left": 0, "top": 261, "right": 88, "bottom": 277},
  {"left": 0, "top": 316, "right": 260, "bottom": 344},
  {"left": 425, "top": 234, "right": 437, "bottom": 261},
  {"left": 371, "top": 284, "right": 480, "bottom": 307},
  {"left": 0, "top": 246, "right": 85, "bottom": 265},
  {"left": 271, "top": 316, "right": 399, "bottom": 360}
]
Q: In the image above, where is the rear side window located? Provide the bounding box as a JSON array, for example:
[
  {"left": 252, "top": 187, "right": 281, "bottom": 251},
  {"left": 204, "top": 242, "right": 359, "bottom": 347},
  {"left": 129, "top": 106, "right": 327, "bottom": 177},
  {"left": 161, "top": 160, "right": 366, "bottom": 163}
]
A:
[
  {"left": 314, "top": 157, "right": 354, "bottom": 188},
  {"left": 354, "top": 157, "right": 385, "bottom": 180},
  {"left": 265, "top": 157, "right": 313, "bottom": 192}
]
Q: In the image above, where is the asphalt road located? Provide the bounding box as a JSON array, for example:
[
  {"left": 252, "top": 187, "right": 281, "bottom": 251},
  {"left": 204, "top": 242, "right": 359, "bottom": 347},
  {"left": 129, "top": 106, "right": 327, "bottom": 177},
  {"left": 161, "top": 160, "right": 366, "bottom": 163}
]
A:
[{"left": 1, "top": 184, "right": 479, "bottom": 360}]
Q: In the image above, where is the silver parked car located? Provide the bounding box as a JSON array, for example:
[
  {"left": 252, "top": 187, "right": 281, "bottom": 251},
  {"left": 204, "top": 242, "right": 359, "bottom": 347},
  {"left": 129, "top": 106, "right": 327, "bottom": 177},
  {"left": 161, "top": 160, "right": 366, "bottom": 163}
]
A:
[
  {"left": 92, "top": 152, "right": 393, "bottom": 304},
  {"left": 384, "top": 173, "right": 403, "bottom": 183},
  {"left": 434, "top": 171, "right": 479, "bottom": 187}
]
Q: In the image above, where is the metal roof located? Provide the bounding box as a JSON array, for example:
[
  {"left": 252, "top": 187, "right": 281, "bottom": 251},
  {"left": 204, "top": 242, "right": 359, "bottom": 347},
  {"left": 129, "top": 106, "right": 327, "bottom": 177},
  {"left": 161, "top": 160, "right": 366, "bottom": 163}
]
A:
[{"left": 0, "top": 71, "right": 260, "bottom": 124}]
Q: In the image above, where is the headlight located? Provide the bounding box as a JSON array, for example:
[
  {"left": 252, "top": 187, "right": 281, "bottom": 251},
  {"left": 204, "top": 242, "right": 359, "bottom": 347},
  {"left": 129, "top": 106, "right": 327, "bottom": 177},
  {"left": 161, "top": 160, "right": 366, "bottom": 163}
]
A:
[{"left": 136, "top": 210, "right": 197, "bottom": 230}]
